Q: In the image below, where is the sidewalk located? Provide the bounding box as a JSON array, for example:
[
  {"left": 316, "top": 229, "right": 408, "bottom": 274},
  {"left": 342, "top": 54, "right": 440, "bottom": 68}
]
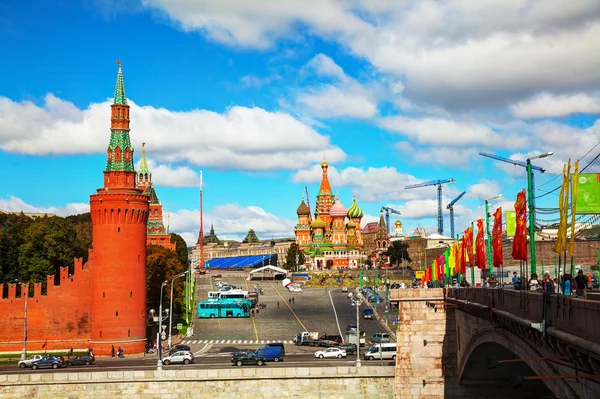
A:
[{"left": 98, "top": 334, "right": 187, "bottom": 360}]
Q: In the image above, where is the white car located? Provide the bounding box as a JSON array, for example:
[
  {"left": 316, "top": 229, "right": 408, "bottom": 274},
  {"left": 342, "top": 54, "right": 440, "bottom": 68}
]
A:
[
  {"left": 162, "top": 351, "right": 194, "bottom": 365},
  {"left": 18, "top": 355, "right": 45, "bottom": 368},
  {"left": 314, "top": 348, "right": 347, "bottom": 359},
  {"left": 341, "top": 287, "right": 348, "bottom": 292}
]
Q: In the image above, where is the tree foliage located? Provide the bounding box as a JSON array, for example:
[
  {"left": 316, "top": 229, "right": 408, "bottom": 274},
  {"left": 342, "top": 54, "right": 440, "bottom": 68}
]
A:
[
  {"left": 170, "top": 233, "right": 189, "bottom": 267},
  {"left": 146, "top": 244, "right": 186, "bottom": 318},
  {"left": 284, "top": 243, "right": 305, "bottom": 270},
  {"left": 0, "top": 213, "right": 90, "bottom": 284},
  {"left": 383, "top": 241, "right": 412, "bottom": 268}
]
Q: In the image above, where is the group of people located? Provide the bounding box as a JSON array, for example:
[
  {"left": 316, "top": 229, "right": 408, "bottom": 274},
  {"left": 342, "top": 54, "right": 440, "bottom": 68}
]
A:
[
  {"left": 512, "top": 270, "right": 590, "bottom": 297},
  {"left": 110, "top": 345, "right": 125, "bottom": 358}
]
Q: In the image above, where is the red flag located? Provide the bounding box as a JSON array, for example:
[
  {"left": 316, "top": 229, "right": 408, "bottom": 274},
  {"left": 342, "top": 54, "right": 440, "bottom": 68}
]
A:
[
  {"left": 460, "top": 237, "right": 467, "bottom": 274},
  {"left": 476, "top": 219, "right": 486, "bottom": 269},
  {"left": 464, "top": 227, "right": 473, "bottom": 267},
  {"left": 492, "top": 207, "right": 503, "bottom": 268},
  {"left": 512, "top": 189, "right": 528, "bottom": 261}
]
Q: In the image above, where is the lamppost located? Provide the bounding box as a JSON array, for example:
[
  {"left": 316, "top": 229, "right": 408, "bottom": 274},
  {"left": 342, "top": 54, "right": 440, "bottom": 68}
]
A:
[
  {"left": 384, "top": 278, "right": 390, "bottom": 324},
  {"left": 485, "top": 194, "right": 502, "bottom": 276},
  {"left": 157, "top": 280, "right": 168, "bottom": 371},
  {"left": 168, "top": 271, "right": 189, "bottom": 349},
  {"left": 15, "top": 280, "right": 27, "bottom": 361},
  {"left": 348, "top": 291, "right": 365, "bottom": 367},
  {"left": 527, "top": 152, "right": 554, "bottom": 276}
]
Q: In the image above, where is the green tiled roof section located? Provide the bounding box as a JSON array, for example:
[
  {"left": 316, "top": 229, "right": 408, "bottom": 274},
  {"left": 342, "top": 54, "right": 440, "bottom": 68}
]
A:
[
  {"left": 105, "top": 131, "right": 135, "bottom": 172},
  {"left": 143, "top": 186, "right": 160, "bottom": 205},
  {"left": 147, "top": 218, "right": 166, "bottom": 235},
  {"left": 114, "top": 64, "right": 127, "bottom": 105}
]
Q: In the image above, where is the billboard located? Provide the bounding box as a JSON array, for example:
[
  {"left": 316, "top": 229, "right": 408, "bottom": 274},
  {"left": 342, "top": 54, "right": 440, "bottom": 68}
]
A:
[
  {"left": 576, "top": 173, "right": 600, "bottom": 214},
  {"left": 506, "top": 210, "right": 516, "bottom": 237}
]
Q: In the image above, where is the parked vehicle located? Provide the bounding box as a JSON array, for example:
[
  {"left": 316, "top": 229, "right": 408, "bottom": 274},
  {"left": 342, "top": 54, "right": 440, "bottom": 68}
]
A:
[
  {"left": 314, "top": 348, "right": 347, "bottom": 359},
  {"left": 341, "top": 287, "right": 348, "bottom": 292},
  {"left": 363, "top": 308, "right": 374, "bottom": 319},
  {"left": 336, "top": 343, "right": 357, "bottom": 355},
  {"left": 168, "top": 344, "right": 191, "bottom": 355},
  {"left": 294, "top": 332, "right": 337, "bottom": 347},
  {"left": 371, "top": 333, "right": 390, "bottom": 343},
  {"left": 265, "top": 342, "right": 285, "bottom": 356},
  {"left": 254, "top": 346, "right": 283, "bottom": 362},
  {"left": 197, "top": 301, "right": 250, "bottom": 318},
  {"left": 65, "top": 355, "right": 95, "bottom": 366},
  {"left": 345, "top": 325, "right": 357, "bottom": 334},
  {"left": 31, "top": 356, "right": 63, "bottom": 370},
  {"left": 364, "top": 343, "right": 397, "bottom": 361},
  {"left": 231, "top": 351, "right": 266, "bottom": 366},
  {"left": 162, "top": 351, "right": 194, "bottom": 365},
  {"left": 18, "top": 355, "right": 44, "bottom": 369},
  {"left": 321, "top": 334, "right": 342, "bottom": 344},
  {"left": 345, "top": 331, "right": 366, "bottom": 347}
]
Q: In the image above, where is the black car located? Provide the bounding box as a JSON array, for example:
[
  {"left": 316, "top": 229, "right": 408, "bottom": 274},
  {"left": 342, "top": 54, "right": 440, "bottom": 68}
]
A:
[
  {"left": 169, "top": 344, "right": 191, "bottom": 355},
  {"left": 336, "top": 344, "right": 357, "bottom": 355},
  {"left": 231, "top": 351, "right": 267, "bottom": 367},
  {"left": 66, "top": 355, "right": 95, "bottom": 366}
]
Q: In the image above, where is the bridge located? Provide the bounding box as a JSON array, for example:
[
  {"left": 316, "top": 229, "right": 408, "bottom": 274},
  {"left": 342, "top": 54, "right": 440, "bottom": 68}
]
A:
[{"left": 390, "top": 288, "right": 600, "bottom": 398}]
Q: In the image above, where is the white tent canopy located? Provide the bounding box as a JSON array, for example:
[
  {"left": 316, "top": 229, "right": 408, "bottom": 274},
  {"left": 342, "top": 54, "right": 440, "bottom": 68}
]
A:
[{"left": 248, "top": 265, "right": 287, "bottom": 275}]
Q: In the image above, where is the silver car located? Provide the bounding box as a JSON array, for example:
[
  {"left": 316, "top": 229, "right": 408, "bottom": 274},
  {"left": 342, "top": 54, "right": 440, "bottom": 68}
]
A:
[{"left": 162, "top": 351, "right": 194, "bottom": 365}]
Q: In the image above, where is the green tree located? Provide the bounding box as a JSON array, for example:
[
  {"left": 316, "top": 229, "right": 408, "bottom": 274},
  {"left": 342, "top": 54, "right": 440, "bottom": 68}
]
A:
[
  {"left": 284, "top": 243, "right": 305, "bottom": 270},
  {"left": 18, "top": 216, "right": 84, "bottom": 283},
  {"left": 0, "top": 212, "right": 32, "bottom": 283},
  {"left": 170, "top": 233, "right": 189, "bottom": 267},
  {"left": 146, "top": 244, "right": 186, "bottom": 318},
  {"left": 66, "top": 213, "right": 92, "bottom": 263},
  {"left": 383, "top": 241, "right": 412, "bottom": 268}
]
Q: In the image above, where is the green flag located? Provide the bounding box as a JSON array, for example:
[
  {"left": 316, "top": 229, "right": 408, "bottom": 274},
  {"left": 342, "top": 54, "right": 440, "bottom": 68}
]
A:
[{"left": 506, "top": 210, "right": 516, "bottom": 237}]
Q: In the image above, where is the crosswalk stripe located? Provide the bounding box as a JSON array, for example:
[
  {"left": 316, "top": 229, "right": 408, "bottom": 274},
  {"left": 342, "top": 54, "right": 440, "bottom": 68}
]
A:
[
  {"left": 244, "top": 340, "right": 247, "bottom": 344},
  {"left": 260, "top": 340, "right": 264, "bottom": 344},
  {"left": 203, "top": 340, "right": 208, "bottom": 344},
  {"left": 227, "top": 340, "right": 231, "bottom": 344}
]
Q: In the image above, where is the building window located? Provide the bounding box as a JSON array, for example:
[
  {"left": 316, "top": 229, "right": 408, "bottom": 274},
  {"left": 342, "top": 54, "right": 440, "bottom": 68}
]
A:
[
  {"left": 128, "top": 330, "right": 131, "bottom": 338},
  {"left": 130, "top": 291, "right": 132, "bottom": 298},
  {"left": 103, "top": 292, "right": 105, "bottom": 298},
  {"left": 100, "top": 331, "right": 102, "bottom": 338},
  {"left": 118, "top": 227, "right": 121, "bottom": 233},
  {"left": 116, "top": 311, "right": 119, "bottom": 317}
]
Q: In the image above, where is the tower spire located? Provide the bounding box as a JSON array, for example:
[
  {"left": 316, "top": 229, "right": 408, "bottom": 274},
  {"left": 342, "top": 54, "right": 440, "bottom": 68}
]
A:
[
  {"left": 139, "top": 142, "right": 150, "bottom": 175},
  {"left": 114, "top": 60, "right": 127, "bottom": 105}
]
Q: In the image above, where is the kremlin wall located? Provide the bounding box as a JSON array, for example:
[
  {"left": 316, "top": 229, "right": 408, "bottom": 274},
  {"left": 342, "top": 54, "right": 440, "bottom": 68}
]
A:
[{"left": 0, "top": 63, "right": 165, "bottom": 355}]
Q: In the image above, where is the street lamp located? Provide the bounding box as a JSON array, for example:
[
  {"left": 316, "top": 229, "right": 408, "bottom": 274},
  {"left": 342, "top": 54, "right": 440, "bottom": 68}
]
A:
[
  {"left": 348, "top": 292, "right": 365, "bottom": 367},
  {"left": 527, "top": 152, "right": 553, "bottom": 275},
  {"left": 157, "top": 280, "right": 168, "bottom": 371},
  {"left": 15, "top": 280, "right": 27, "bottom": 361},
  {"left": 384, "top": 279, "right": 391, "bottom": 324},
  {"left": 485, "top": 194, "right": 502, "bottom": 276},
  {"left": 168, "top": 271, "right": 189, "bottom": 349}
]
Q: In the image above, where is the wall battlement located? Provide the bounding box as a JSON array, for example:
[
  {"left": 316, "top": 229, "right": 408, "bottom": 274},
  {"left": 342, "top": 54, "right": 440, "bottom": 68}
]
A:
[{"left": 0, "top": 255, "right": 93, "bottom": 353}]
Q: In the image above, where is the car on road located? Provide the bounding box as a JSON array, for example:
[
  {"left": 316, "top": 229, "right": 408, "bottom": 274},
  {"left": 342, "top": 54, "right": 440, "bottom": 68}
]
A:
[
  {"left": 314, "top": 348, "right": 347, "bottom": 359},
  {"left": 169, "top": 344, "right": 191, "bottom": 355},
  {"left": 231, "top": 351, "right": 266, "bottom": 367},
  {"left": 65, "top": 355, "right": 95, "bottom": 366},
  {"left": 18, "top": 354, "right": 45, "bottom": 368},
  {"left": 212, "top": 274, "right": 222, "bottom": 279},
  {"left": 371, "top": 333, "right": 390, "bottom": 343},
  {"left": 363, "top": 308, "right": 374, "bottom": 319},
  {"left": 265, "top": 342, "right": 286, "bottom": 356},
  {"left": 31, "top": 356, "right": 63, "bottom": 370},
  {"left": 254, "top": 345, "right": 283, "bottom": 362},
  {"left": 346, "top": 324, "right": 358, "bottom": 334},
  {"left": 162, "top": 351, "right": 194, "bottom": 365},
  {"left": 341, "top": 287, "right": 348, "bottom": 292},
  {"left": 335, "top": 344, "right": 357, "bottom": 355}
]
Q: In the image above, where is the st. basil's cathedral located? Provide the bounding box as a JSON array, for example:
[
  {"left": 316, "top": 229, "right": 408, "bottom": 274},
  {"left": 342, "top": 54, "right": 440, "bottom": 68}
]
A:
[{"left": 294, "top": 160, "right": 366, "bottom": 269}]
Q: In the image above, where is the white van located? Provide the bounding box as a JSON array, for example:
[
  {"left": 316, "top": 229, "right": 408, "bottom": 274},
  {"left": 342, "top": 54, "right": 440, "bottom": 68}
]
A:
[{"left": 364, "top": 343, "right": 397, "bottom": 361}]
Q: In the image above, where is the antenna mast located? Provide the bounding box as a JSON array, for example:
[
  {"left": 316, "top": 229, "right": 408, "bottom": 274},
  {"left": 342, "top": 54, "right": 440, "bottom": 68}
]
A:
[
  {"left": 199, "top": 171, "right": 204, "bottom": 269},
  {"left": 305, "top": 186, "right": 312, "bottom": 221}
]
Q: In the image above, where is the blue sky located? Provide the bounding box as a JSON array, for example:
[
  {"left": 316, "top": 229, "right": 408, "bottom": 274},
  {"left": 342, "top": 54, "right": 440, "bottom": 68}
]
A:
[{"left": 1, "top": 0, "right": 599, "bottom": 245}]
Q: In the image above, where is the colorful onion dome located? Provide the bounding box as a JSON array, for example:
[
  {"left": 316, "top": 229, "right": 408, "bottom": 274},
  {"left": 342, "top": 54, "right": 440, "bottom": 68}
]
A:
[
  {"left": 346, "top": 219, "right": 356, "bottom": 228},
  {"left": 311, "top": 216, "right": 325, "bottom": 229},
  {"left": 329, "top": 196, "right": 347, "bottom": 217},
  {"left": 347, "top": 196, "right": 364, "bottom": 219},
  {"left": 296, "top": 196, "right": 310, "bottom": 216}
]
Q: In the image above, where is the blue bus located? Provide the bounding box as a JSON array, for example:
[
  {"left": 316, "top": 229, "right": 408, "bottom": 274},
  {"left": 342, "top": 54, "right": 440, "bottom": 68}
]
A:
[{"left": 197, "top": 300, "right": 250, "bottom": 318}]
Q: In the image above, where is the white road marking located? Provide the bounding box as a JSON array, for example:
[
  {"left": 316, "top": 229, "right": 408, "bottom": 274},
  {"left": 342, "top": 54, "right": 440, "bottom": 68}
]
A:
[
  {"left": 328, "top": 287, "right": 345, "bottom": 341},
  {"left": 227, "top": 340, "right": 231, "bottom": 344},
  {"left": 244, "top": 340, "right": 248, "bottom": 344}
]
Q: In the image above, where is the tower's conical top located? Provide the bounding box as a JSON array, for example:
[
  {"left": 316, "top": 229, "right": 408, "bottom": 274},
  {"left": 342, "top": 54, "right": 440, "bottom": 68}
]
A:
[
  {"left": 114, "top": 60, "right": 127, "bottom": 105},
  {"left": 139, "top": 142, "right": 150, "bottom": 175}
]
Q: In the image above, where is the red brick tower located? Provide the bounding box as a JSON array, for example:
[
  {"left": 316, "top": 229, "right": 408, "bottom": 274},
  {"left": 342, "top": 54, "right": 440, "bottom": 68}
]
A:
[{"left": 89, "top": 61, "right": 149, "bottom": 355}]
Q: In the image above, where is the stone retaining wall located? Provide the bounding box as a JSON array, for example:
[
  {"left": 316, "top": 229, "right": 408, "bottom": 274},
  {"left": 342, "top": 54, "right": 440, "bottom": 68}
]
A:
[{"left": 0, "top": 366, "right": 394, "bottom": 399}]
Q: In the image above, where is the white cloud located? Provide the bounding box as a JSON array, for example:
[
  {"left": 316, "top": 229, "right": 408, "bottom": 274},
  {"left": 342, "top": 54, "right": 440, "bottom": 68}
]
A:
[
  {"left": 137, "top": 0, "right": 600, "bottom": 108},
  {"left": 511, "top": 92, "right": 600, "bottom": 119},
  {"left": 0, "top": 94, "right": 346, "bottom": 171},
  {"left": 0, "top": 196, "right": 89, "bottom": 216},
  {"left": 168, "top": 203, "right": 297, "bottom": 246},
  {"left": 292, "top": 164, "right": 459, "bottom": 203},
  {"left": 134, "top": 158, "right": 200, "bottom": 187},
  {"left": 466, "top": 180, "right": 502, "bottom": 202},
  {"left": 395, "top": 142, "right": 477, "bottom": 168},
  {"left": 240, "top": 73, "right": 281, "bottom": 88}
]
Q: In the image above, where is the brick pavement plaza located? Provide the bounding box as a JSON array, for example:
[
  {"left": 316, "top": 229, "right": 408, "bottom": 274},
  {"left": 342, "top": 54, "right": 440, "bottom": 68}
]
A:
[{"left": 193, "top": 272, "right": 339, "bottom": 342}]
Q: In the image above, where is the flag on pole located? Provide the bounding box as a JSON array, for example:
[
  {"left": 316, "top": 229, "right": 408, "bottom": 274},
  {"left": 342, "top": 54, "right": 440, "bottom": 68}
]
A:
[
  {"left": 553, "top": 160, "right": 571, "bottom": 254},
  {"left": 464, "top": 227, "right": 474, "bottom": 266},
  {"left": 460, "top": 237, "right": 467, "bottom": 274},
  {"left": 476, "top": 218, "right": 486, "bottom": 269},
  {"left": 569, "top": 160, "right": 580, "bottom": 256},
  {"left": 492, "top": 207, "right": 503, "bottom": 268},
  {"left": 512, "top": 189, "right": 528, "bottom": 261}
]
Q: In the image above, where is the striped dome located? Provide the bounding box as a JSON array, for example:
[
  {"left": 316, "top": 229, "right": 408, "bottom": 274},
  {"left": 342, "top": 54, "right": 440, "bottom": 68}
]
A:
[
  {"left": 347, "top": 196, "right": 364, "bottom": 219},
  {"left": 329, "top": 198, "right": 347, "bottom": 217},
  {"left": 346, "top": 219, "right": 356, "bottom": 228},
  {"left": 296, "top": 200, "right": 310, "bottom": 216}
]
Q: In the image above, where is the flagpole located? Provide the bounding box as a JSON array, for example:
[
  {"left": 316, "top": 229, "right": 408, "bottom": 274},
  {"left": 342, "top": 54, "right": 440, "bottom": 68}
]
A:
[{"left": 471, "top": 222, "right": 475, "bottom": 286}]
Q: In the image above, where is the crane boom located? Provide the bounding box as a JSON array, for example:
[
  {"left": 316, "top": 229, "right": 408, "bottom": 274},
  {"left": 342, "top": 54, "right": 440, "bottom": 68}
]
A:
[
  {"left": 446, "top": 190, "right": 467, "bottom": 239},
  {"left": 305, "top": 186, "right": 312, "bottom": 221},
  {"left": 405, "top": 178, "right": 455, "bottom": 235},
  {"left": 381, "top": 206, "right": 401, "bottom": 235},
  {"left": 478, "top": 152, "right": 545, "bottom": 172}
]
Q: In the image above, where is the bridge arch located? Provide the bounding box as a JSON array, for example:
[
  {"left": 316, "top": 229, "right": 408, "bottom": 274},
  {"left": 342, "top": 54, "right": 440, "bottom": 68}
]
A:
[{"left": 459, "top": 324, "right": 576, "bottom": 398}]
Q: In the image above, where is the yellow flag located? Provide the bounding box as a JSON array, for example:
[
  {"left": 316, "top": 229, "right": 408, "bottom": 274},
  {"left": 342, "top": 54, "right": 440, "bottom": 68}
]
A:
[
  {"left": 553, "top": 161, "right": 570, "bottom": 253},
  {"left": 569, "top": 160, "right": 580, "bottom": 256}
]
